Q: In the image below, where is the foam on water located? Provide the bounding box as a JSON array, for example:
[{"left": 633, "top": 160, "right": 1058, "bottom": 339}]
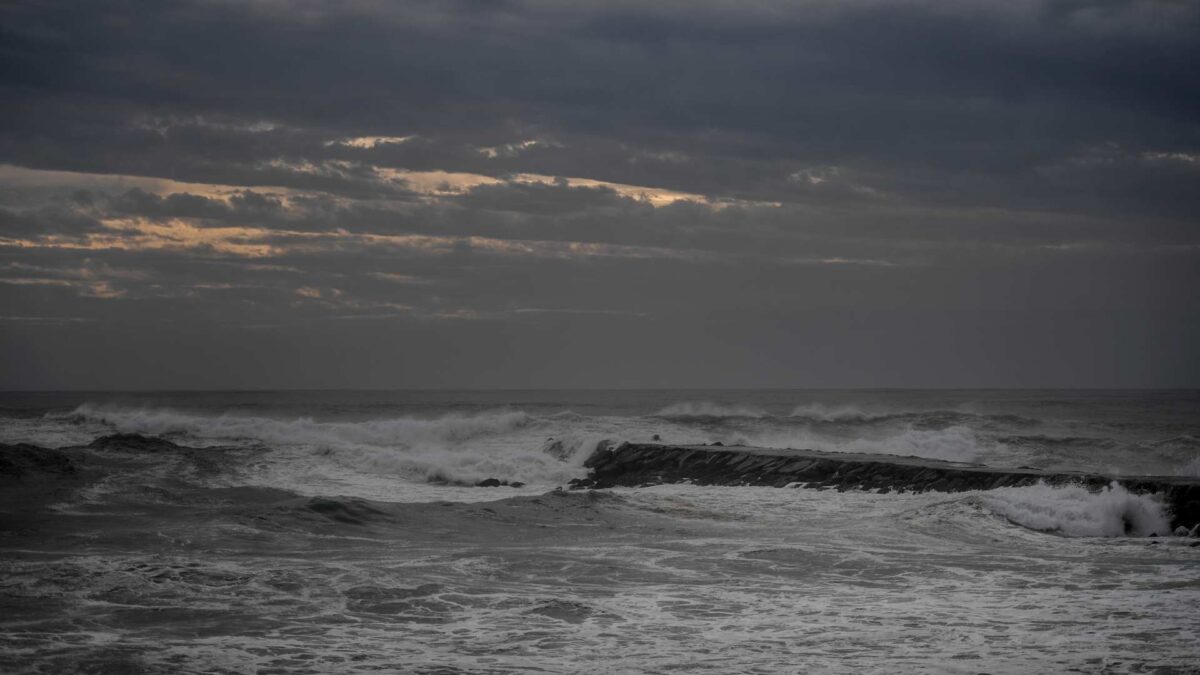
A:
[
  {"left": 63, "top": 403, "right": 536, "bottom": 449},
  {"left": 724, "top": 424, "right": 1003, "bottom": 463},
  {"left": 4, "top": 391, "right": 1199, "bottom": 673},
  {"left": 1178, "top": 455, "right": 1200, "bottom": 477},
  {"left": 652, "top": 401, "right": 1019, "bottom": 463},
  {"left": 58, "top": 404, "right": 598, "bottom": 493},
  {"left": 4, "top": 470, "right": 1200, "bottom": 672},
  {"left": 11, "top": 390, "right": 1198, "bottom": 493},
  {"left": 787, "top": 402, "right": 879, "bottom": 421},
  {"left": 976, "top": 482, "right": 1173, "bottom": 537}
]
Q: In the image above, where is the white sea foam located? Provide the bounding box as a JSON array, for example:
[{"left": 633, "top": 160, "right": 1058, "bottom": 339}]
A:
[
  {"left": 1177, "top": 455, "right": 1200, "bottom": 477},
  {"left": 9, "top": 481, "right": 1198, "bottom": 674},
  {"left": 60, "top": 404, "right": 594, "bottom": 490},
  {"left": 654, "top": 402, "right": 1015, "bottom": 464},
  {"left": 977, "top": 482, "right": 1172, "bottom": 537},
  {"left": 39, "top": 399, "right": 1193, "bottom": 492},
  {"left": 65, "top": 403, "right": 536, "bottom": 448},
  {"left": 0, "top": 416, "right": 96, "bottom": 449},
  {"left": 837, "top": 424, "right": 995, "bottom": 462},
  {"left": 787, "top": 403, "right": 874, "bottom": 421},
  {"left": 729, "top": 424, "right": 1000, "bottom": 463}
]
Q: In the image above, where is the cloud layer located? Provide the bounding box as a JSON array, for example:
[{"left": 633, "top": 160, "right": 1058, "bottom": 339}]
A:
[{"left": 1, "top": 0, "right": 1197, "bottom": 387}]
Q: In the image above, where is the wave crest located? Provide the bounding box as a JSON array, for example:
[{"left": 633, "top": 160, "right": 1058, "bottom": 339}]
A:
[
  {"left": 977, "top": 482, "right": 1171, "bottom": 537},
  {"left": 726, "top": 424, "right": 999, "bottom": 464},
  {"left": 787, "top": 403, "right": 873, "bottom": 421},
  {"left": 58, "top": 404, "right": 591, "bottom": 489},
  {"left": 62, "top": 403, "right": 536, "bottom": 449}
]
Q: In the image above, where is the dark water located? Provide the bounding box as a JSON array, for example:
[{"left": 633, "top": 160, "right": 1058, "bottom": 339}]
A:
[{"left": 2, "top": 390, "right": 1199, "bottom": 673}]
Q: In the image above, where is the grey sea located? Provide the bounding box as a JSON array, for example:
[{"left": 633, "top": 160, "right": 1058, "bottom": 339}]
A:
[{"left": 2, "top": 389, "right": 1199, "bottom": 673}]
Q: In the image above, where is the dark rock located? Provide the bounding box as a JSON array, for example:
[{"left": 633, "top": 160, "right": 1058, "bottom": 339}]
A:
[
  {"left": 509, "top": 481, "right": 526, "bottom": 488},
  {"left": 477, "top": 478, "right": 503, "bottom": 488},
  {"left": 711, "top": 441, "right": 724, "bottom": 447},
  {"left": 652, "top": 434, "right": 661, "bottom": 441}
]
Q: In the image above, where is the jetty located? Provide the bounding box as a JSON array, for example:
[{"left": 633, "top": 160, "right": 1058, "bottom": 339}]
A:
[{"left": 570, "top": 442, "right": 1200, "bottom": 532}]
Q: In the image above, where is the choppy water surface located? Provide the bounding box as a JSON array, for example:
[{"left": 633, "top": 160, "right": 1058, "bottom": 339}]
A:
[{"left": 2, "top": 390, "right": 1198, "bottom": 673}]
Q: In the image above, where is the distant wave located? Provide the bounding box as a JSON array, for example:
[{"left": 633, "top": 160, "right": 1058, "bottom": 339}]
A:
[
  {"left": 787, "top": 403, "right": 876, "bottom": 421},
  {"left": 1179, "top": 456, "right": 1200, "bottom": 478},
  {"left": 1153, "top": 434, "right": 1200, "bottom": 451},
  {"left": 655, "top": 401, "right": 1041, "bottom": 430},
  {"left": 58, "top": 404, "right": 596, "bottom": 487},
  {"left": 976, "top": 482, "right": 1171, "bottom": 537},
  {"left": 830, "top": 425, "right": 1000, "bottom": 463},
  {"left": 61, "top": 403, "right": 537, "bottom": 448},
  {"left": 787, "top": 405, "right": 1042, "bottom": 429},
  {"left": 654, "top": 402, "right": 769, "bottom": 419},
  {"left": 44, "top": 401, "right": 1194, "bottom": 489},
  {"left": 713, "top": 425, "right": 1003, "bottom": 464},
  {"left": 646, "top": 401, "right": 1019, "bottom": 463}
]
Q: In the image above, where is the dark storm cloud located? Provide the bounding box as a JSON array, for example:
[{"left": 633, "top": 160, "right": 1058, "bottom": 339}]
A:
[
  {"left": 3, "top": 0, "right": 1198, "bottom": 198},
  {"left": 1, "top": 0, "right": 1198, "bottom": 387}
]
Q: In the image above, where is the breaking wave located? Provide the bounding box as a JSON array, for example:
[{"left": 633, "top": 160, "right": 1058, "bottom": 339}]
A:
[
  {"left": 1178, "top": 456, "right": 1200, "bottom": 478},
  {"left": 62, "top": 403, "right": 536, "bottom": 449},
  {"left": 57, "top": 404, "right": 599, "bottom": 488},
  {"left": 787, "top": 405, "right": 1041, "bottom": 429},
  {"left": 976, "top": 482, "right": 1172, "bottom": 538},
  {"left": 719, "top": 424, "right": 1002, "bottom": 463},
  {"left": 787, "top": 403, "right": 876, "bottom": 421},
  {"left": 42, "top": 398, "right": 1199, "bottom": 490},
  {"left": 656, "top": 401, "right": 1040, "bottom": 429},
  {"left": 646, "top": 401, "right": 1049, "bottom": 464}
]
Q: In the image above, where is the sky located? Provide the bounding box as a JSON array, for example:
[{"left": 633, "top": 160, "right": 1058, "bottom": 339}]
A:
[{"left": 1, "top": 0, "right": 1198, "bottom": 389}]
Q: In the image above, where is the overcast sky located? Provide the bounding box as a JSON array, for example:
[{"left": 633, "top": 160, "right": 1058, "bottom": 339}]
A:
[{"left": 1, "top": 0, "right": 1198, "bottom": 389}]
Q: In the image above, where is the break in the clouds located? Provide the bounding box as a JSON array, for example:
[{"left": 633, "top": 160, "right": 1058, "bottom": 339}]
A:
[{"left": 1, "top": 0, "right": 1198, "bottom": 388}]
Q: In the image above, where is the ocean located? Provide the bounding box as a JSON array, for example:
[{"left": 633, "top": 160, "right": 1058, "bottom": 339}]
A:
[{"left": 2, "top": 389, "right": 1198, "bottom": 673}]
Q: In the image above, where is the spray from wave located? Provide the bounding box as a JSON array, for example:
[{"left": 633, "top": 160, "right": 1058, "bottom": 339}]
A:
[
  {"left": 712, "top": 425, "right": 1001, "bottom": 464},
  {"left": 1177, "top": 456, "right": 1200, "bottom": 478},
  {"left": 976, "top": 482, "right": 1172, "bottom": 537},
  {"left": 61, "top": 403, "right": 535, "bottom": 447},
  {"left": 649, "top": 402, "right": 1024, "bottom": 463},
  {"left": 58, "top": 404, "right": 597, "bottom": 487},
  {"left": 787, "top": 403, "right": 876, "bottom": 422}
]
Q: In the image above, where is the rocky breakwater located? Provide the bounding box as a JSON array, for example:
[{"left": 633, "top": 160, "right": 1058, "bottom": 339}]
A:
[{"left": 569, "top": 442, "right": 1200, "bottom": 533}]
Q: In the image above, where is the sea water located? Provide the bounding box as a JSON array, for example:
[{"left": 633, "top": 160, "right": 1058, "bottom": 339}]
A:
[{"left": 1, "top": 390, "right": 1198, "bottom": 672}]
